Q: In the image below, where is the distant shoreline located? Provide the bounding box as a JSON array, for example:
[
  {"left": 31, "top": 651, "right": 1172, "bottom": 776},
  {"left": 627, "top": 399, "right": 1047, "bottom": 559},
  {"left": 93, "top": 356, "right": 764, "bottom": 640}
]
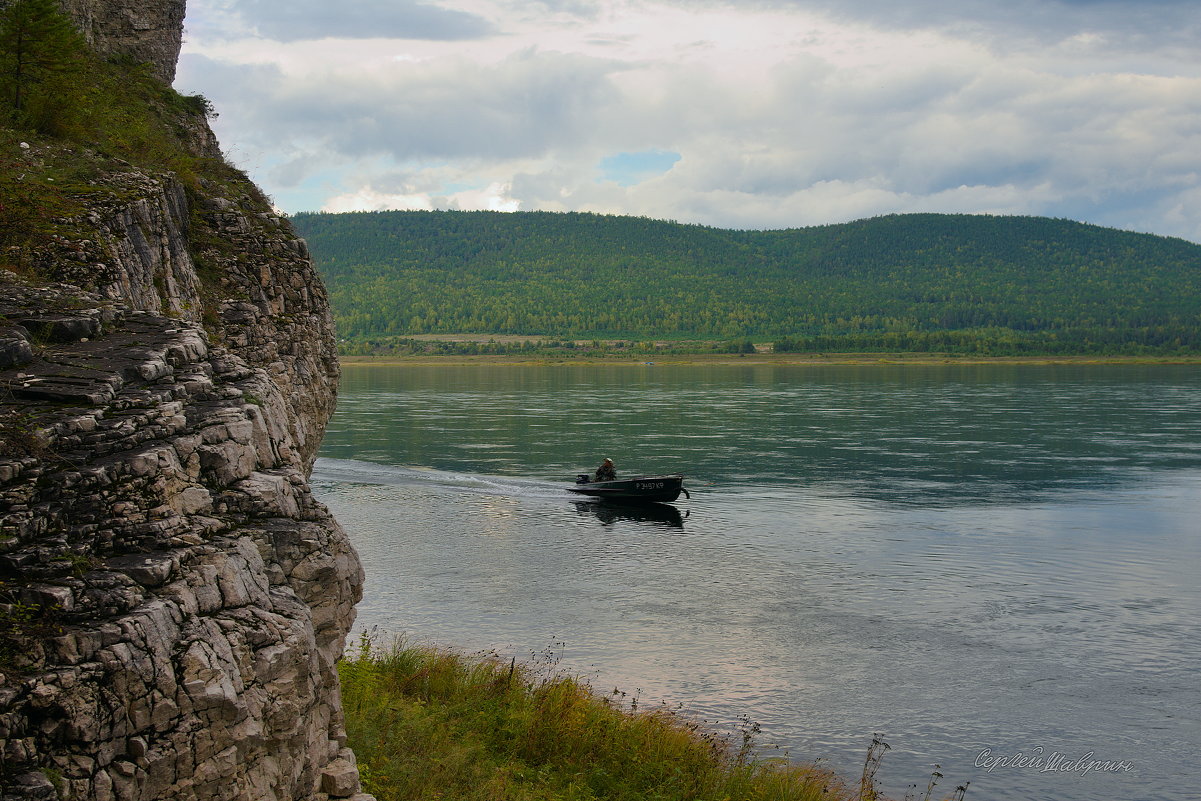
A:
[{"left": 339, "top": 353, "right": 1201, "bottom": 367}]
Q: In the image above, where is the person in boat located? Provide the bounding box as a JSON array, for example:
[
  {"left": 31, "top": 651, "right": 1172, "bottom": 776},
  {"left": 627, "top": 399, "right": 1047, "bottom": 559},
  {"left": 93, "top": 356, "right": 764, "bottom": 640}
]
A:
[{"left": 594, "top": 457, "right": 616, "bottom": 482}]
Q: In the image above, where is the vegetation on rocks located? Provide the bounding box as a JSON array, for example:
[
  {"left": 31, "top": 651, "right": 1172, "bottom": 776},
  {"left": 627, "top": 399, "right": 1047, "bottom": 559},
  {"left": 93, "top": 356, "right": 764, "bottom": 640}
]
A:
[
  {"left": 0, "top": 408, "right": 48, "bottom": 459},
  {"left": 0, "top": 0, "right": 245, "bottom": 289},
  {"left": 0, "top": 0, "right": 211, "bottom": 162}
]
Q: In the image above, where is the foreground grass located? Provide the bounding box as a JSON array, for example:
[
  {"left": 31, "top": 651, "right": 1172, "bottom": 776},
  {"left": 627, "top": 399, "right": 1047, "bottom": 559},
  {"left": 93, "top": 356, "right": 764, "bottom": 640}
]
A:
[{"left": 339, "top": 637, "right": 850, "bottom": 801}]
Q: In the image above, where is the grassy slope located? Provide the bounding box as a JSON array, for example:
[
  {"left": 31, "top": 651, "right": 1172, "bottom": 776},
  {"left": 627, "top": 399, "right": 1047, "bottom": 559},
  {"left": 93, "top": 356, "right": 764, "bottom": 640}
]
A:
[
  {"left": 339, "top": 636, "right": 856, "bottom": 801},
  {"left": 0, "top": 14, "right": 256, "bottom": 289}
]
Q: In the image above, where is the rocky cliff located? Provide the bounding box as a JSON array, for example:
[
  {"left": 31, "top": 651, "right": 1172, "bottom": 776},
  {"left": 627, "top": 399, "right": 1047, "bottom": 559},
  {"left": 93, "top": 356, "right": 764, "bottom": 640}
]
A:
[
  {"left": 59, "top": 0, "right": 184, "bottom": 84},
  {"left": 0, "top": 2, "right": 371, "bottom": 799},
  {"left": 0, "top": 0, "right": 183, "bottom": 84}
]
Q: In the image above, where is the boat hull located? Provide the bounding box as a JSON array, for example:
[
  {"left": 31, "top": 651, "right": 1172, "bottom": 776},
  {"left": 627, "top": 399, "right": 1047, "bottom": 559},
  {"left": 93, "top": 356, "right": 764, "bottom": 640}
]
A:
[{"left": 568, "top": 474, "right": 687, "bottom": 504}]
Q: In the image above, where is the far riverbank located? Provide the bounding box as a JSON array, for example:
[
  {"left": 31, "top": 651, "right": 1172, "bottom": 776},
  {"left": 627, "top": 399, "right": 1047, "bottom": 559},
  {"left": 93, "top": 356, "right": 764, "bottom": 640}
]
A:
[{"left": 339, "top": 352, "right": 1201, "bottom": 367}]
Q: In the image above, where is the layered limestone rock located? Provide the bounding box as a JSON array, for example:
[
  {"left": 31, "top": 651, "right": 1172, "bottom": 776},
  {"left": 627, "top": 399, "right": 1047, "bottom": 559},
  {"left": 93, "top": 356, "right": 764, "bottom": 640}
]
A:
[
  {"left": 1, "top": 1, "right": 371, "bottom": 798},
  {"left": 9, "top": 153, "right": 339, "bottom": 473},
  {"left": 0, "top": 279, "right": 368, "bottom": 801}
]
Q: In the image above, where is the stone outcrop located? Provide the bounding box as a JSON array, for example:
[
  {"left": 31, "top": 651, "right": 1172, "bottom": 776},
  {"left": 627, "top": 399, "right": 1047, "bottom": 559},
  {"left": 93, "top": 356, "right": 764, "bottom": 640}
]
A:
[
  {"left": 184, "top": 178, "right": 340, "bottom": 474},
  {"left": 0, "top": 0, "right": 183, "bottom": 84},
  {"left": 59, "top": 0, "right": 185, "bottom": 84},
  {"left": 0, "top": 278, "right": 367, "bottom": 800},
  {"left": 31, "top": 164, "right": 342, "bottom": 474},
  {"left": 0, "top": 0, "right": 371, "bottom": 798}
]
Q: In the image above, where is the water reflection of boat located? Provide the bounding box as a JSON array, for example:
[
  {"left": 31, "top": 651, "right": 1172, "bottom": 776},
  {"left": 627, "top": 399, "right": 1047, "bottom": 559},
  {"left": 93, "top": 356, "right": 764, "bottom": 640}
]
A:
[
  {"left": 572, "top": 500, "right": 687, "bottom": 529},
  {"left": 569, "top": 473, "right": 689, "bottom": 503}
]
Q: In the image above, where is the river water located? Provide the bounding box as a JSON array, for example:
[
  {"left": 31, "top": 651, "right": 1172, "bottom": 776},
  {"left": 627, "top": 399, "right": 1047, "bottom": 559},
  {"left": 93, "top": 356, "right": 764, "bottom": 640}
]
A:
[{"left": 312, "top": 364, "right": 1201, "bottom": 801}]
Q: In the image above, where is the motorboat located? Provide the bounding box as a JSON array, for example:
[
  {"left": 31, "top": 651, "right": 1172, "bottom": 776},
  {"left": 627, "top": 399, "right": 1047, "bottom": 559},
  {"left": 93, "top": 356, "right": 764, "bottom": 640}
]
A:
[{"left": 569, "top": 473, "right": 689, "bottom": 504}]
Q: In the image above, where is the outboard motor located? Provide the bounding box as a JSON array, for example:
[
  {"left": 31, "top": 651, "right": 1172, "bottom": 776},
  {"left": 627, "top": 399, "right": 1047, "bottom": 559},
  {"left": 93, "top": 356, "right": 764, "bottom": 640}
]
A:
[{"left": 576, "top": 473, "right": 591, "bottom": 484}]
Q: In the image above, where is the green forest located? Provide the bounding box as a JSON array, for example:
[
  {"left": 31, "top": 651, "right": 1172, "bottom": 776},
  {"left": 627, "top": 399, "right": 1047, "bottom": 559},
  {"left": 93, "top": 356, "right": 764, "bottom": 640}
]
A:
[{"left": 290, "top": 210, "right": 1201, "bottom": 355}]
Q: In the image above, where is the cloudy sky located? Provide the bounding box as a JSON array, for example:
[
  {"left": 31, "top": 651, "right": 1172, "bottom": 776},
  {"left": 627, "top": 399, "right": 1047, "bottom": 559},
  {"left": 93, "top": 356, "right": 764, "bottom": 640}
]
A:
[{"left": 176, "top": 0, "right": 1201, "bottom": 241}]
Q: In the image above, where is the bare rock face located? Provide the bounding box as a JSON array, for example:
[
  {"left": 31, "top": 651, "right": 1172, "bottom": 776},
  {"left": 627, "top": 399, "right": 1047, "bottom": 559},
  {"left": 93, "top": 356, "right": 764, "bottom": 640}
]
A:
[
  {"left": 51, "top": 174, "right": 203, "bottom": 321},
  {"left": 184, "top": 180, "right": 341, "bottom": 474},
  {"left": 58, "top": 0, "right": 186, "bottom": 84},
  {"left": 0, "top": 279, "right": 368, "bottom": 801},
  {"left": 12, "top": 154, "right": 340, "bottom": 474}
]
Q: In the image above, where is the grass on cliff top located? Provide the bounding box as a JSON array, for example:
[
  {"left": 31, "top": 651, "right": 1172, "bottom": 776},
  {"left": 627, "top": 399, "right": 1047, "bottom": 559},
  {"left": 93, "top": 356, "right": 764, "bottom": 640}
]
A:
[
  {"left": 1, "top": 0, "right": 213, "bottom": 173},
  {"left": 1, "top": 0, "right": 244, "bottom": 279},
  {"left": 339, "top": 635, "right": 859, "bottom": 801}
]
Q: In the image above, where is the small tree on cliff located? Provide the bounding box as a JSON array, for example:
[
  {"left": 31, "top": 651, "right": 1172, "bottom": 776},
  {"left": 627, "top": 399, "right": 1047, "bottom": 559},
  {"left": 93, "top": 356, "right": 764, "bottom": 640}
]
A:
[{"left": 0, "top": 0, "right": 86, "bottom": 132}]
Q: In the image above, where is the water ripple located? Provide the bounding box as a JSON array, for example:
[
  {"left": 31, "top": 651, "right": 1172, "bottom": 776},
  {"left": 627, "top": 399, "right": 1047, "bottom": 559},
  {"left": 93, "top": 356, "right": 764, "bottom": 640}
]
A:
[{"left": 318, "top": 365, "right": 1201, "bottom": 801}]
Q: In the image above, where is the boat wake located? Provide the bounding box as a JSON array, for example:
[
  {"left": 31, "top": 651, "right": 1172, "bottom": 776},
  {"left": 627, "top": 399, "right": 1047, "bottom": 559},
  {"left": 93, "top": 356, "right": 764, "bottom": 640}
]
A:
[{"left": 312, "top": 457, "right": 573, "bottom": 501}]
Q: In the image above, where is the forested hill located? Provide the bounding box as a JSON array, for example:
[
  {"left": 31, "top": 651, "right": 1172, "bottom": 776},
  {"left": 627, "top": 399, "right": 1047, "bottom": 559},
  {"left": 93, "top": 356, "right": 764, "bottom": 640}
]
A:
[{"left": 290, "top": 210, "right": 1201, "bottom": 354}]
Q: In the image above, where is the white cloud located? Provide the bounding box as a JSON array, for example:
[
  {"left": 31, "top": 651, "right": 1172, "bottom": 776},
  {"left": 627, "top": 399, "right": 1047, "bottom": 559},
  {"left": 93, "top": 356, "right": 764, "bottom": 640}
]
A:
[
  {"left": 448, "top": 182, "right": 522, "bottom": 211},
  {"left": 321, "top": 181, "right": 520, "bottom": 213},
  {"left": 177, "top": 0, "right": 1201, "bottom": 241},
  {"left": 322, "top": 188, "right": 436, "bottom": 213}
]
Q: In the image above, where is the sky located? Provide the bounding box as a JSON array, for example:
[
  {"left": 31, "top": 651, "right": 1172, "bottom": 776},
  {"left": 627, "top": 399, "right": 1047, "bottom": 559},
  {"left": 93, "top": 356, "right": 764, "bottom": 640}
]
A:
[{"left": 175, "top": 0, "right": 1201, "bottom": 241}]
